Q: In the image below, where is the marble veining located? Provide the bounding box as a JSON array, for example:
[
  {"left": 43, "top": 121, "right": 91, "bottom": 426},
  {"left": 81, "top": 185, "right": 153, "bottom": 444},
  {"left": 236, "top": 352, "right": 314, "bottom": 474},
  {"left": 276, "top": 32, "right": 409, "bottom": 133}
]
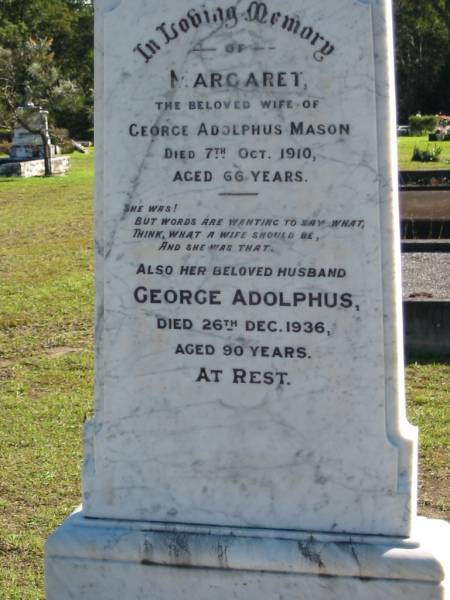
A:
[
  {"left": 46, "top": 1, "right": 449, "bottom": 598},
  {"left": 84, "top": 0, "right": 416, "bottom": 536}
]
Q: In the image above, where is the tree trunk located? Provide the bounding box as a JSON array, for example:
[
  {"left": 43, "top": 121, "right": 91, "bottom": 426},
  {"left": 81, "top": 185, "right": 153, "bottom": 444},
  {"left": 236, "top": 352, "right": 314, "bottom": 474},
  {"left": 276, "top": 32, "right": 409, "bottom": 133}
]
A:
[{"left": 40, "top": 132, "right": 52, "bottom": 176}]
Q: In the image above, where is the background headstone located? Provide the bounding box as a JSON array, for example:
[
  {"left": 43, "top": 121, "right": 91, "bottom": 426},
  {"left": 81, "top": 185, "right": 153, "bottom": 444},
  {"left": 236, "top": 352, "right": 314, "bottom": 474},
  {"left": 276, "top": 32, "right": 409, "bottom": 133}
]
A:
[
  {"left": 46, "top": 1, "right": 449, "bottom": 598},
  {"left": 0, "top": 102, "right": 69, "bottom": 177},
  {"left": 9, "top": 107, "right": 59, "bottom": 161}
]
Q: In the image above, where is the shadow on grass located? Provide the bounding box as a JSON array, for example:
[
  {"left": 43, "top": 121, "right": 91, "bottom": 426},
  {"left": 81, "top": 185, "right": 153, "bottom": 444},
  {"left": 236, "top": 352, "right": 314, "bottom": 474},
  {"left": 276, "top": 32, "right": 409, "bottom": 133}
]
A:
[
  {"left": 406, "top": 352, "right": 450, "bottom": 365},
  {"left": 0, "top": 177, "right": 26, "bottom": 184}
]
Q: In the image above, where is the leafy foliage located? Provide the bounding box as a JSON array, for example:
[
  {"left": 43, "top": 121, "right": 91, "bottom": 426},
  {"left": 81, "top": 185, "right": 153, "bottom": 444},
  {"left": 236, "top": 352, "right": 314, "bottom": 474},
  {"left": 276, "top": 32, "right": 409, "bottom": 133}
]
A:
[
  {"left": 0, "top": 0, "right": 93, "bottom": 137},
  {"left": 394, "top": 0, "right": 450, "bottom": 121},
  {"left": 0, "top": 37, "right": 81, "bottom": 174},
  {"left": 398, "top": 136, "right": 450, "bottom": 170},
  {"left": 411, "top": 144, "right": 443, "bottom": 162},
  {"left": 408, "top": 114, "right": 439, "bottom": 135}
]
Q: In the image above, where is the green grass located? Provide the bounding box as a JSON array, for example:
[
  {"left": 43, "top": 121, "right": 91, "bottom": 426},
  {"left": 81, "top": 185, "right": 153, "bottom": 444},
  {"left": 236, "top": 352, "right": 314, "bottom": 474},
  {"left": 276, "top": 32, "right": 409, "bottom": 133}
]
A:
[
  {"left": 0, "top": 153, "right": 94, "bottom": 598},
  {"left": 0, "top": 152, "right": 448, "bottom": 598},
  {"left": 406, "top": 358, "right": 450, "bottom": 519},
  {"left": 398, "top": 135, "right": 450, "bottom": 170}
]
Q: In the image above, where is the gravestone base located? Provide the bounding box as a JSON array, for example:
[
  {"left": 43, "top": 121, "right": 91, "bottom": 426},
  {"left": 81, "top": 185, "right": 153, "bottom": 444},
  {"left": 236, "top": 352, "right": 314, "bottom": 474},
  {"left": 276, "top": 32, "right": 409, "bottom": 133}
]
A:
[
  {"left": 46, "top": 509, "right": 448, "bottom": 600},
  {"left": 0, "top": 156, "right": 70, "bottom": 177}
]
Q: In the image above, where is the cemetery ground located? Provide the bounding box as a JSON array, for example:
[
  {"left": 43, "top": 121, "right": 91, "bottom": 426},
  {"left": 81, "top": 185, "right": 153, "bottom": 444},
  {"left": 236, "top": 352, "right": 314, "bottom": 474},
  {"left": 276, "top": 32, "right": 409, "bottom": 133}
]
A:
[
  {"left": 398, "top": 135, "right": 450, "bottom": 170},
  {"left": 0, "top": 152, "right": 448, "bottom": 599}
]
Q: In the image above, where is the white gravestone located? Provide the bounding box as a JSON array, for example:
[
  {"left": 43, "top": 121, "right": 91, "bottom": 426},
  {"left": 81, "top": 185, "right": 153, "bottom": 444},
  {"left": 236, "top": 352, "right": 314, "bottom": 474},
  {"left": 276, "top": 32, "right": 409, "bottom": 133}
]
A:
[
  {"left": 46, "top": 0, "right": 449, "bottom": 598},
  {"left": 9, "top": 107, "right": 59, "bottom": 160}
]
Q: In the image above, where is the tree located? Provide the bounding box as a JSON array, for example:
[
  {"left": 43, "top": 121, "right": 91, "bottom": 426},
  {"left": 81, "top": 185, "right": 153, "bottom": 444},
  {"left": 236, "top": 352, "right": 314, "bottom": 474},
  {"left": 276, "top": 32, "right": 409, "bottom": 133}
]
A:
[
  {"left": 0, "top": 0, "right": 94, "bottom": 137},
  {"left": 0, "top": 37, "right": 79, "bottom": 175},
  {"left": 394, "top": 0, "right": 450, "bottom": 121}
]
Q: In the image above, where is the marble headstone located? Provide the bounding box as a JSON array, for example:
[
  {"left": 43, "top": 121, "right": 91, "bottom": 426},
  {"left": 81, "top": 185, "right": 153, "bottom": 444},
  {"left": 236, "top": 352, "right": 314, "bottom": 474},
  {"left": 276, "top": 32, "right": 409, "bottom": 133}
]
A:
[
  {"left": 46, "top": 0, "right": 449, "bottom": 598},
  {"left": 9, "top": 106, "right": 59, "bottom": 161}
]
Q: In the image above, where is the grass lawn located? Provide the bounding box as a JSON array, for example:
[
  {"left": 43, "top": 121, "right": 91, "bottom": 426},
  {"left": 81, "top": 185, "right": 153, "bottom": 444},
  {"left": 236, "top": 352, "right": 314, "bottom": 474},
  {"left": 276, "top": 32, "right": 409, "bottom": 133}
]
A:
[
  {"left": 407, "top": 358, "right": 450, "bottom": 519},
  {"left": 0, "top": 152, "right": 448, "bottom": 599},
  {"left": 0, "top": 153, "right": 94, "bottom": 599},
  {"left": 398, "top": 135, "right": 450, "bottom": 170}
]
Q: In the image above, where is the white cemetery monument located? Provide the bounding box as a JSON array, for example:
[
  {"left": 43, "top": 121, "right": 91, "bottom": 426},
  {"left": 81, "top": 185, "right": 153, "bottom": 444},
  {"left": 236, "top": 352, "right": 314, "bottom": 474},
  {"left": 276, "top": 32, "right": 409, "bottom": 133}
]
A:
[
  {"left": 9, "top": 109, "right": 56, "bottom": 161},
  {"left": 0, "top": 88, "right": 69, "bottom": 177},
  {"left": 45, "top": 0, "right": 449, "bottom": 598}
]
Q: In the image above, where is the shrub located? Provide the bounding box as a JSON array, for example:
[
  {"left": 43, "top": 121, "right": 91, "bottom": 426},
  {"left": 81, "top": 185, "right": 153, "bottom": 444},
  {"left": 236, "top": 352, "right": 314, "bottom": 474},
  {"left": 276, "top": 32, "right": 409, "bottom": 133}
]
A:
[
  {"left": 0, "top": 128, "right": 12, "bottom": 143},
  {"left": 0, "top": 141, "right": 11, "bottom": 155},
  {"left": 408, "top": 115, "right": 439, "bottom": 135},
  {"left": 57, "top": 140, "right": 75, "bottom": 154},
  {"left": 52, "top": 128, "right": 70, "bottom": 143},
  {"left": 411, "top": 145, "right": 442, "bottom": 162}
]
